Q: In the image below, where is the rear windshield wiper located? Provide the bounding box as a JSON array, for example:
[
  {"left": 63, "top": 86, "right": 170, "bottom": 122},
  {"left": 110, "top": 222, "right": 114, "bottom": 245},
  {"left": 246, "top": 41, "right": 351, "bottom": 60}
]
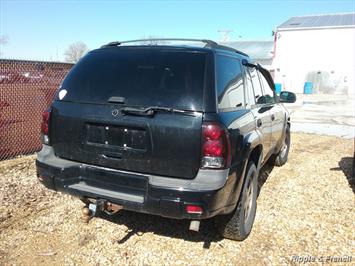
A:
[{"left": 120, "top": 106, "right": 198, "bottom": 117}]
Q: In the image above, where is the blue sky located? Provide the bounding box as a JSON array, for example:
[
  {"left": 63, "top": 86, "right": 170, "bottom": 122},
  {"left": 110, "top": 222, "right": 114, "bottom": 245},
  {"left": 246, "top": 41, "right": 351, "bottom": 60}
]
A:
[{"left": 1, "top": 0, "right": 354, "bottom": 61}]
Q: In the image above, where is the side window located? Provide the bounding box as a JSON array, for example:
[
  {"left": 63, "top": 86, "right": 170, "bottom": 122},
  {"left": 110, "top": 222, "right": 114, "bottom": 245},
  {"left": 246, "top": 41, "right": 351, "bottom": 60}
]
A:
[
  {"left": 245, "top": 69, "right": 255, "bottom": 106},
  {"left": 249, "top": 67, "right": 265, "bottom": 104},
  {"left": 258, "top": 71, "right": 275, "bottom": 104},
  {"left": 216, "top": 55, "right": 245, "bottom": 110}
]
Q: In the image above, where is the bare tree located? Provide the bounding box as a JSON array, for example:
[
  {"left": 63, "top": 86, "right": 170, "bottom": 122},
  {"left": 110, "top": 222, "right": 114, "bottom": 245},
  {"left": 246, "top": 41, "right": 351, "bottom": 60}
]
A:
[{"left": 64, "top": 41, "right": 89, "bottom": 63}]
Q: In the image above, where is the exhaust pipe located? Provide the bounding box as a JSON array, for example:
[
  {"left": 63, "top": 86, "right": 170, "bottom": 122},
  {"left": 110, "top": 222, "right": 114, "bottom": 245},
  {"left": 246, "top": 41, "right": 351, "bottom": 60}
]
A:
[
  {"left": 189, "top": 220, "right": 200, "bottom": 232},
  {"left": 104, "top": 201, "right": 123, "bottom": 215}
]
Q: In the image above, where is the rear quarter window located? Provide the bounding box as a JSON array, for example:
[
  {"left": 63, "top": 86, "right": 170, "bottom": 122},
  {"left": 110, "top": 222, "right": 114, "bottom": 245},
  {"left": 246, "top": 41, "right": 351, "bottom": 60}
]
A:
[{"left": 215, "top": 55, "right": 245, "bottom": 110}]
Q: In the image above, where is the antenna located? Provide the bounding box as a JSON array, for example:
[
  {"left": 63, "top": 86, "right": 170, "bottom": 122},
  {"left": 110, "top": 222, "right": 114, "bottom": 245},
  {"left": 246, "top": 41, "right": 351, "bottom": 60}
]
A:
[{"left": 218, "top": 29, "right": 233, "bottom": 43}]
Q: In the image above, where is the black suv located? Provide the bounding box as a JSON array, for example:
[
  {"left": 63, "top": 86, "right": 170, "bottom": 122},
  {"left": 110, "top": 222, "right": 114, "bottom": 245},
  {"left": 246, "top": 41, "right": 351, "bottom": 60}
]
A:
[{"left": 36, "top": 39, "right": 296, "bottom": 241}]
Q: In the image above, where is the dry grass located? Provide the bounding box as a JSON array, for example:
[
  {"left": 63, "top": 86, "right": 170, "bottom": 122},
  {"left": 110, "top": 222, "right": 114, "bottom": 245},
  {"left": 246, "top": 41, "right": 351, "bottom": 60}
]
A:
[{"left": 0, "top": 133, "right": 354, "bottom": 265}]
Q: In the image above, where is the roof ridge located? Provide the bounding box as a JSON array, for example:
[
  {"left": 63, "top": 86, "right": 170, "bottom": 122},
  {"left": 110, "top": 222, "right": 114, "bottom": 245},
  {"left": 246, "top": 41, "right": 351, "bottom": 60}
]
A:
[{"left": 291, "top": 12, "right": 355, "bottom": 18}]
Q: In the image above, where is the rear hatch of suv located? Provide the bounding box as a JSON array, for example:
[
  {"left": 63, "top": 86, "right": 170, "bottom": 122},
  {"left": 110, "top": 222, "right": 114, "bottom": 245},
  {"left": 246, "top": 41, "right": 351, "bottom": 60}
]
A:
[{"left": 50, "top": 47, "right": 208, "bottom": 179}]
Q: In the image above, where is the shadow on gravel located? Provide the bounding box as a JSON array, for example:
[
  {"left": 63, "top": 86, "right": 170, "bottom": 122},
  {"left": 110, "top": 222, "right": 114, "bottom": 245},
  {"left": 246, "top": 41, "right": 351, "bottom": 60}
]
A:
[
  {"left": 99, "top": 211, "right": 223, "bottom": 249},
  {"left": 96, "top": 162, "right": 276, "bottom": 249},
  {"left": 330, "top": 156, "right": 355, "bottom": 193},
  {"left": 257, "top": 162, "right": 275, "bottom": 197}
]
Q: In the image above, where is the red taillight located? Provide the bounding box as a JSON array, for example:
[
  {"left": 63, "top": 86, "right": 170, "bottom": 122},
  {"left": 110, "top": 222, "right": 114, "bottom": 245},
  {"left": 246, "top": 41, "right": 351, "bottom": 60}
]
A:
[
  {"left": 41, "top": 110, "right": 50, "bottom": 135},
  {"left": 203, "top": 140, "right": 223, "bottom": 156},
  {"left": 201, "top": 123, "right": 230, "bottom": 169},
  {"left": 203, "top": 124, "right": 223, "bottom": 140},
  {"left": 41, "top": 109, "right": 51, "bottom": 144},
  {"left": 186, "top": 205, "right": 203, "bottom": 214}
]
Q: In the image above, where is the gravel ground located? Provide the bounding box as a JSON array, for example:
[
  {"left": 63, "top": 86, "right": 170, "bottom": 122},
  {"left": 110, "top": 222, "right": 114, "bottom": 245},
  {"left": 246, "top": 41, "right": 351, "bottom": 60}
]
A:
[{"left": 0, "top": 133, "right": 354, "bottom": 265}]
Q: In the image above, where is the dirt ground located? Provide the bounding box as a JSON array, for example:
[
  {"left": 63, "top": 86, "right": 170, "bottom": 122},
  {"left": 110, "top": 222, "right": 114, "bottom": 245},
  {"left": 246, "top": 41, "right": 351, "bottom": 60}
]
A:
[
  {"left": 287, "top": 94, "right": 355, "bottom": 139},
  {"left": 0, "top": 133, "right": 354, "bottom": 265}
]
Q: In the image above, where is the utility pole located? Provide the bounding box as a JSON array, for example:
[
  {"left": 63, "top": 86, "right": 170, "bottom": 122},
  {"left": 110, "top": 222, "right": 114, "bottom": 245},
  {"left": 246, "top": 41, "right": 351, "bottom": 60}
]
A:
[{"left": 218, "top": 29, "right": 233, "bottom": 43}]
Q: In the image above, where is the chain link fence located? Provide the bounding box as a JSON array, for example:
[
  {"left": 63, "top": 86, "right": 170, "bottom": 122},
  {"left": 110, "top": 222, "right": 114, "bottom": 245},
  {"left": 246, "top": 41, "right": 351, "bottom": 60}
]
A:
[{"left": 0, "top": 59, "right": 73, "bottom": 160}]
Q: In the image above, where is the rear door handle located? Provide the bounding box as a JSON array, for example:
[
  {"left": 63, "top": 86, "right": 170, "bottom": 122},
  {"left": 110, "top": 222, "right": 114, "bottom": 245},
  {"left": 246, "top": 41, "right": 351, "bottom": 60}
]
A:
[
  {"left": 101, "top": 152, "right": 123, "bottom": 161},
  {"left": 257, "top": 119, "right": 262, "bottom": 127},
  {"left": 271, "top": 114, "right": 275, "bottom": 121}
]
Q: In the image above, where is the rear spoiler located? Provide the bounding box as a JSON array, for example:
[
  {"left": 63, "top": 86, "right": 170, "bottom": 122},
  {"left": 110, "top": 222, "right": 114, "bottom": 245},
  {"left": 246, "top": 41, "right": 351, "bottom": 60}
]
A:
[{"left": 242, "top": 59, "right": 275, "bottom": 92}]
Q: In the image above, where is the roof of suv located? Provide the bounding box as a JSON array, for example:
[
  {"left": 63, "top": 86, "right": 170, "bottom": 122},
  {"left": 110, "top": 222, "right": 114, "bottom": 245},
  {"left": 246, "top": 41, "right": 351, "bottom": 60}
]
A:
[{"left": 100, "top": 38, "right": 250, "bottom": 58}]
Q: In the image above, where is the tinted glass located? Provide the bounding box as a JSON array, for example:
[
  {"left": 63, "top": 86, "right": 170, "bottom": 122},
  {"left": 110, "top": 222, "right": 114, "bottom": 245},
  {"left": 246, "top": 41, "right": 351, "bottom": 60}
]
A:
[
  {"left": 245, "top": 69, "right": 255, "bottom": 106},
  {"left": 249, "top": 67, "right": 265, "bottom": 105},
  {"left": 258, "top": 71, "right": 275, "bottom": 104},
  {"left": 216, "top": 55, "right": 245, "bottom": 109},
  {"left": 59, "top": 48, "right": 206, "bottom": 111}
]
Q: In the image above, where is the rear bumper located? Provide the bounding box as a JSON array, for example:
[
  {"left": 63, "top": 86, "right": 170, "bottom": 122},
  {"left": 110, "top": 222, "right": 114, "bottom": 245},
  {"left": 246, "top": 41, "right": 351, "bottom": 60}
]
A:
[{"left": 36, "top": 145, "right": 237, "bottom": 219}]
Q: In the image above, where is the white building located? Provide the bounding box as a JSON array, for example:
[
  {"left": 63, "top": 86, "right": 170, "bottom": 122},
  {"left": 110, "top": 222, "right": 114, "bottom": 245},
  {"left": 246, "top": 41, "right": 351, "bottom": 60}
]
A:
[
  {"left": 273, "top": 13, "right": 355, "bottom": 94},
  {"left": 223, "top": 41, "right": 274, "bottom": 70}
]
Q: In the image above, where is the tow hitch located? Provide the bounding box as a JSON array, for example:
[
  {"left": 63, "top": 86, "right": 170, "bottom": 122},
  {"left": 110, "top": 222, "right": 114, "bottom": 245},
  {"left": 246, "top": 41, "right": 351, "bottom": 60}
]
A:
[{"left": 82, "top": 199, "right": 123, "bottom": 223}]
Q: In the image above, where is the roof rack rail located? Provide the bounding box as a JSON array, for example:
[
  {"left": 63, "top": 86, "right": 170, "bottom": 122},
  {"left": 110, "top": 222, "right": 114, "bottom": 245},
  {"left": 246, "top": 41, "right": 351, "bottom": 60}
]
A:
[
  {"left": 101, "top": 38, "right": 217, "bottom": 47},
  {"left": 101, "top": 38, "right": 249, "bottom": 57}
]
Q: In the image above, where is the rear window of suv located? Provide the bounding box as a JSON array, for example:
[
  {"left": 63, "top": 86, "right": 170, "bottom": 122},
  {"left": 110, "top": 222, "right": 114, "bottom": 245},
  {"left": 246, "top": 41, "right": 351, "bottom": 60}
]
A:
[{"left": 58, "top": 48, "right": 207, "bottom": 111}]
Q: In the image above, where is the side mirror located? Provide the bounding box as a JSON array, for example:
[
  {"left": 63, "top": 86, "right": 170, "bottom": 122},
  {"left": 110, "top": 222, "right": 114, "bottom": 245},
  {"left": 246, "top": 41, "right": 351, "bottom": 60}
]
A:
[{"left": 279, "top": 91, "right": 296, "bottom": 103}]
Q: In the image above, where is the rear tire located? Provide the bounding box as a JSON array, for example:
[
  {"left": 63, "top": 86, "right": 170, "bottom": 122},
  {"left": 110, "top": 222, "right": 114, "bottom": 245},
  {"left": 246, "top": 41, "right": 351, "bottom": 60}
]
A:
[
  {"left": 272, "top": 125, "right": 290, "bottom": 166},
  {"left": 216, "top": 161, "right": 258, "bottom": 241}
]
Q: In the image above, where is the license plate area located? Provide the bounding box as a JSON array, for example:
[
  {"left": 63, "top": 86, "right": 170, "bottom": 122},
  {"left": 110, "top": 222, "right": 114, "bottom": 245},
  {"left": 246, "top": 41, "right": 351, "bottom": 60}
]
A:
[{"left": 86, "top": 123, "right": 147, "bottom": 150}]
